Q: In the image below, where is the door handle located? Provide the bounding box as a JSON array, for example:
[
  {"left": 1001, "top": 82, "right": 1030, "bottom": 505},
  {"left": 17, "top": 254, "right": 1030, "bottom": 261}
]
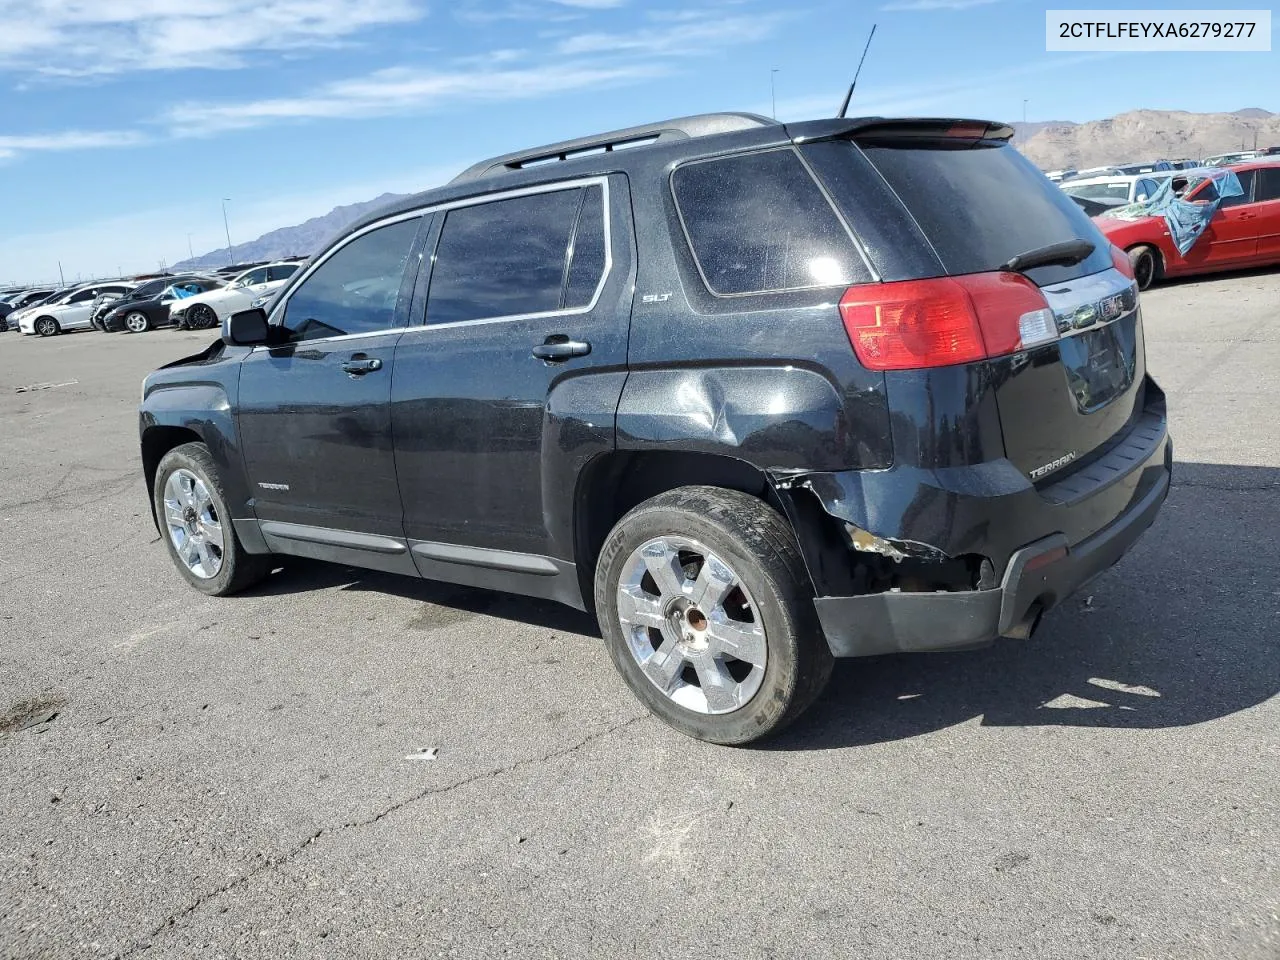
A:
[
  {"left": 341, "top": 356, "right": 383, "bottom": 376},
  {"left": 1237, "top": 212, "right": 1257, "bottom": 220},
  {"left": 532, "top": 337, "right": 591, "bottom": 361}
]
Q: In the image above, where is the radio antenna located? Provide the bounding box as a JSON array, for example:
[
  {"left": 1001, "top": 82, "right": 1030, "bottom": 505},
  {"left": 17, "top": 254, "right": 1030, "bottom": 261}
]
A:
[{"left": 837, "top": 24, "right": 877, "bottom": 118}]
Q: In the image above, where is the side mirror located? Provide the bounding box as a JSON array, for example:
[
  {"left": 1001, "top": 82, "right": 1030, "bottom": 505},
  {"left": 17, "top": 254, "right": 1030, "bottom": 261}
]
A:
[{"left": 224, "top": 308, "right": 270, "bottom": 346}]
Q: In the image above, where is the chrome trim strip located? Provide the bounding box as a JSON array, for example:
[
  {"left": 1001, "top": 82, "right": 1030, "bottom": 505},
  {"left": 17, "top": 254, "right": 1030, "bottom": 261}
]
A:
[
  {"left": 267, "top": 176, "right": 613, "bottom": 336},
  {"left": 1039, "top": 267, "right": 1139, "bottom": 338}
]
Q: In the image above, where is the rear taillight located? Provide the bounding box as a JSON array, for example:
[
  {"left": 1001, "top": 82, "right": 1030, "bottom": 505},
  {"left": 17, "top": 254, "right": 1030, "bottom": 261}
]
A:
[
  {"left": 838, "top": 272, "right": 1056, "bottom": 371},
  {"left": 1110, "top": 243, "right": 1135, "bottom": 280}
]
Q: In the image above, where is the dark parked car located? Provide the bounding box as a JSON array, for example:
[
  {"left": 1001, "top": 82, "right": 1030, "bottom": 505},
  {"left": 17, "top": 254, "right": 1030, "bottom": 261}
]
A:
[
  {"left": 99, "top": 276, "right": 225, "bottom": 332},
  {"left": 0, "top": 288, "right": 57, "bottom": 330},
  {"left": 139, "top": 112, "right": 1171, "bottom": 744}
]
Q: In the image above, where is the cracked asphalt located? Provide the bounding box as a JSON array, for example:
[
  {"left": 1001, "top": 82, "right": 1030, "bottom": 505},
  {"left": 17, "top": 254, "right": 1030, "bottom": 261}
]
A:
[{"left": 1, "top": 268, "right": 1278, "bottom": 960}]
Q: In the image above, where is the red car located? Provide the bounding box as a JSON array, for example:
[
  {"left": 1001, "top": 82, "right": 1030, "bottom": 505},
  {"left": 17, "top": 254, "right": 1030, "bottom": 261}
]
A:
[{"left": 1095, "top": 159, "right": 1280, "bottom": 289}]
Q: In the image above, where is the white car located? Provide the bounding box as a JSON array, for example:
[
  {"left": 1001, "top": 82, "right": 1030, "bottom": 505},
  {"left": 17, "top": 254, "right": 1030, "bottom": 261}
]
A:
[
  {"left": 1060, "top": 172, "right": 1173, "bottom": 207},
  {"left": 169, "top": 262, "right": 302, "bottom": 329},
  {"left": 17, "top": 281, "right": 137, "bottom": 336}
]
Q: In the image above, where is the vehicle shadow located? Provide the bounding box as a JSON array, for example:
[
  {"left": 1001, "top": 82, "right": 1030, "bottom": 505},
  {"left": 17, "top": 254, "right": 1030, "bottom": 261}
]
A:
[
  {"left": 239, "top": 461, "right": 1278, "bottom": 750},
  {"left": 765, "top": 460, "right": 1280, "bottom": 750},
  {"left": 243, "top": 556, "right": 600, "bottom": 638},
  {"left": 1154, "top": 261, "right": 1280, "bottom": 289}
]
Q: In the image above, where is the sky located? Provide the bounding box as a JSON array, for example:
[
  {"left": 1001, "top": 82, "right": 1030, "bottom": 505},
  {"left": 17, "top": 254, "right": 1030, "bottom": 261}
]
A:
[{"left": 0, "top": 0, "right": 1276, "bottom": 284}]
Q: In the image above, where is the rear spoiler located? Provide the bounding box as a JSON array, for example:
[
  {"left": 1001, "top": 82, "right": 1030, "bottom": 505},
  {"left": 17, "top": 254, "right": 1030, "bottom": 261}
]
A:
[{"left": 786, "top": 117, "right": 1014, "bottom": 145}]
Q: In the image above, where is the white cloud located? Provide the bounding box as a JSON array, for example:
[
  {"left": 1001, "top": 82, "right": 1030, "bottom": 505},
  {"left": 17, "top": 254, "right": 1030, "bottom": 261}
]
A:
[
  {"left": 161, "top": 61, "right": 667, "bottom": 135},
  {"left": 556, "top": 13, "right": 779, "bottom": 55},
  {"left": 0, "top": 128, "right": 146, "bottom": 161},
  {"left": 0, "top": 0, "right": 424, "bottom": 76}
]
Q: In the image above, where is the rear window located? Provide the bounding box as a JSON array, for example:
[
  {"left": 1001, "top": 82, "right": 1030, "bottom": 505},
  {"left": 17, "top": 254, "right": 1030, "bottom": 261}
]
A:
[
  {"left": 672, "top": 148, "right": 871, "bottom": 296},
  {"left": 1064, "top": 181, "right": 1133, "bottom": 201},
  {"left": 858, "top": 140, "right": 1112, "bottom": 285}
]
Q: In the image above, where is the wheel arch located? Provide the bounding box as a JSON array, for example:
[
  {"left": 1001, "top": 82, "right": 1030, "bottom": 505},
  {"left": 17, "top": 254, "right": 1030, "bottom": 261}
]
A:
[
  {"left": 1127, "top": 242, "right": 1164, "bottom": 287},
  {"left": 141, "top": 426, "right": 205, "bottom": 528},
  {"left": 572, "top": 450, "right": 843, "bottom": 608}
]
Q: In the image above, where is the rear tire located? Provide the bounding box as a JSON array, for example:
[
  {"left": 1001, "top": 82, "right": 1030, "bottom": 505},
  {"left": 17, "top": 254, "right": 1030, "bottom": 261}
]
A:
[
  {"left": 124, "top": 311, "right": 151, "bottom": 333},
  {"left": 35, "top": 316, "right": 59, "bottom": 337},
  {"left": 1128, "top": 245, "right": 1159, "bottom": 290},
  {"left": 594, "top": 486, "right": 833, "bottom": 745},
  {"left": 153, "top": 442, "right": 271, "bottom": 596},
  {"left": 187, "top": 304, "right": 218, "bottom": 330}
]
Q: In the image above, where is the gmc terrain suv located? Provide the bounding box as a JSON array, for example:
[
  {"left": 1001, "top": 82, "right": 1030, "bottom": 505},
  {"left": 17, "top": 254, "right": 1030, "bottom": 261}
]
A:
[{"left": 139, "top": 113, "right": 1171, "bottom": 744}]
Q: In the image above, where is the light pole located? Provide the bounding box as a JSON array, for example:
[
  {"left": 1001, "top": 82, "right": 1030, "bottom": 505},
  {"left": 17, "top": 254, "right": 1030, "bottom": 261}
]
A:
[
  {"left": 1023, "top": 99, "right": 1029, "bottom": 125},
  {"left": 771, "top": 68, "right": 779, "bottom": 119},
  {"left": 187, "top": 233, "right": 195, "bottom": 260},
  {"left": 221, "top": 199, "right": 235, "bottom": 266}
]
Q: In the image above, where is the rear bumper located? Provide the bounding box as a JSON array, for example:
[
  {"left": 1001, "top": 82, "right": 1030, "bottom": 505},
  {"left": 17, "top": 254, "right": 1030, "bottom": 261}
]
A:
[
  {"left": 807, "top": 380, "right": 1171, "bottom": 657},
  {"left": 814, "top": 464, "right": 1168, "bottom": 656}
]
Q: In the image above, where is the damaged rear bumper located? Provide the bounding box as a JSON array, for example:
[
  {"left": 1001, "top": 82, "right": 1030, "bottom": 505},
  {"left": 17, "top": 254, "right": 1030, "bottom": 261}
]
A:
[
  {"left": 790, "top": 383, "right": 1171, "bottom": 658},
  {"left": 814, "top": 467, "right": 1168, "bottom": 656}
]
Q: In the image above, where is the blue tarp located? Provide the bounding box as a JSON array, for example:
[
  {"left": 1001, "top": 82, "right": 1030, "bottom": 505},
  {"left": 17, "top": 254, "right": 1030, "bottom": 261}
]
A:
[{"left": 1101, "top": 168, "right": 1244, "bottom": 255}]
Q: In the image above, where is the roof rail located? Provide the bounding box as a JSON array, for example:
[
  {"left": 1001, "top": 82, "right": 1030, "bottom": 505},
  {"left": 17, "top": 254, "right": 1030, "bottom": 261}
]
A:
[{"left": 448, "top": 112, "right": 779, "bottom": 184}]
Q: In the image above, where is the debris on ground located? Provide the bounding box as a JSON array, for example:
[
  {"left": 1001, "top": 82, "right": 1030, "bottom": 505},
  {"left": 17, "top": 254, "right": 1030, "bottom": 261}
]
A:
[
  {"left": 14, "top": 380, "right": 79, "bottom": 394},
  {"left": 404, "top": 747, "right": 439, "bottom": 761},
  {"left": 0, "top": 695, "right": 65, "bottom": 734}
]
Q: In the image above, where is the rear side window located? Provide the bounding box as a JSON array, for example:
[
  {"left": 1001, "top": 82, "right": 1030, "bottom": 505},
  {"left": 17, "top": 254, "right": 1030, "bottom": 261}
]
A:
[
  {"left": 268, "top": 263, "right": 300, "bottom": 282},
  {"left": 1256, "top": 168, "right": 1280, "bottom": 202},
  {"left": 426, "top": 185, "right": 604, "bottom": 325},
  {"left": 858, "top": 140, "right": 1112, "bottom": 284},
  {"left": 280, "top": 216, "right": 420, "bottom": 342},
  {"left": 672, "top": 148, "right": 870, "bottom": 296}
]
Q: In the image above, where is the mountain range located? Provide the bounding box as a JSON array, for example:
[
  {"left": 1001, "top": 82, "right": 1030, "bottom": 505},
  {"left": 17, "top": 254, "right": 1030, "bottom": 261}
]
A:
[
  {"left": 171, "top": 192, "right": 412, "bottom": 272},
  {"left": 172, "top": 108, "right": 1278, "bottom": 271},
  {"left": 1012, "top": 108, "right": 1277, "bottom": 170}
]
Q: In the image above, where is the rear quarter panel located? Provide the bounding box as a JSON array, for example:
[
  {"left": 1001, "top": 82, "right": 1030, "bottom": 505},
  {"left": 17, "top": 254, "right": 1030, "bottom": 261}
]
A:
[{"left": 616, "top": 147, "right": 892, "bottom": 473}]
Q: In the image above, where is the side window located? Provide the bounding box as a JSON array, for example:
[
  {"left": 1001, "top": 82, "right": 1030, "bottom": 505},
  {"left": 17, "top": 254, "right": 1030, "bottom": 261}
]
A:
[
  {"left": 1220, "top": 170, "right": 1255, "bottom": 207},
  {"left": 672, "top": 148, "right": 869, "bottom": 296},
  {"left": 268, "top": 263, "right": 300, "bottom": 282},
  {"left": 1191, "top": 180, "right": 1220, "bottom": 204},
  {"left": 1135, "top": 179, "right": 1158, "bottom": 201},
  {"left": 243, "top": 268, "right": 269, "bottom": 286},
  {"left": 563, "top": 185, "right": 607, "bottom": 309},
  {"left": 280, "top": 217, "right": 421, "bottom": 342},
  {"left": 69, "top": 289, "right": 97, "bottom": 303},
  {"left": 1253, "top": 168, "right": 1280, "bottom": 202},
  {"left": 426, "top": 188, "right": 583, "bottom": 325}
]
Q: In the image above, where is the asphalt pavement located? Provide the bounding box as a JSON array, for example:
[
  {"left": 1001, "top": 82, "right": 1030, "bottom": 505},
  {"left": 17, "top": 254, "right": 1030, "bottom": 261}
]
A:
[{"left": 1, "top": 272, "right": 1277, "bottom": 960}]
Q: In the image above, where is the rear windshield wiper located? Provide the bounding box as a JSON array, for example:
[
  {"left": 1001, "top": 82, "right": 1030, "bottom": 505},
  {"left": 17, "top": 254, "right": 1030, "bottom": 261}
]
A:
[{"left": 1002, "top": 239, "right": 1096, "bottom": 274}]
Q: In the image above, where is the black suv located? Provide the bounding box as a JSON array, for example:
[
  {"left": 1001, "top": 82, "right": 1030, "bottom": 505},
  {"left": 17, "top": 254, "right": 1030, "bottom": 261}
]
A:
[{"left": 139, "top": 113, "right": 1171, "bottom": 744}]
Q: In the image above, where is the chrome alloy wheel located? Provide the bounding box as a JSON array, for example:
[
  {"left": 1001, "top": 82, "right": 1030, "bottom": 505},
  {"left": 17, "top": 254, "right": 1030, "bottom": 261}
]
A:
[
  {"left": 125, "top": 312, "right": 149, "bottom": 333},
  {"left": 616, "top": 536, "right": 767, "bottom": 715},
  {"left": 163, "top": 468, "right": 224, "bottom": 579}
]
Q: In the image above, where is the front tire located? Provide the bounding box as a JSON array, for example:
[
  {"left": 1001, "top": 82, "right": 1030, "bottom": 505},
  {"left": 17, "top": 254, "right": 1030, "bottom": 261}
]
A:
[
  {"left": 124, "top": 311, "right": 151, "bottom": 333},
  {"left": 1128, "top": 245, "right": 1159, "bottom": 290},
  {"left": 153, "top": 442, "right": 271, "bottom": 596},
  {"left": 594, "top": 486, "right": 833, "bottom": 745},
  {"left": 35, "top": 316, "right": 59, "bottom": 337}
]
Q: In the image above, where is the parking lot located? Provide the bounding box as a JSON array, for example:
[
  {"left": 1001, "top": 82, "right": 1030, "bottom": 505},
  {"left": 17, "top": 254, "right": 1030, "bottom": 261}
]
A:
[{"left": 1, "top": 269, "right": 1277, "bottom": 959}]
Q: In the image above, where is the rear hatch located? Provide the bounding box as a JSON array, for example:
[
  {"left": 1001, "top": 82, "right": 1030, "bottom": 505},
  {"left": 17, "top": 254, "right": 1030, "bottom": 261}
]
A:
[{"left": 798, "top": 120, "right": 1144, "bottom": 483}]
